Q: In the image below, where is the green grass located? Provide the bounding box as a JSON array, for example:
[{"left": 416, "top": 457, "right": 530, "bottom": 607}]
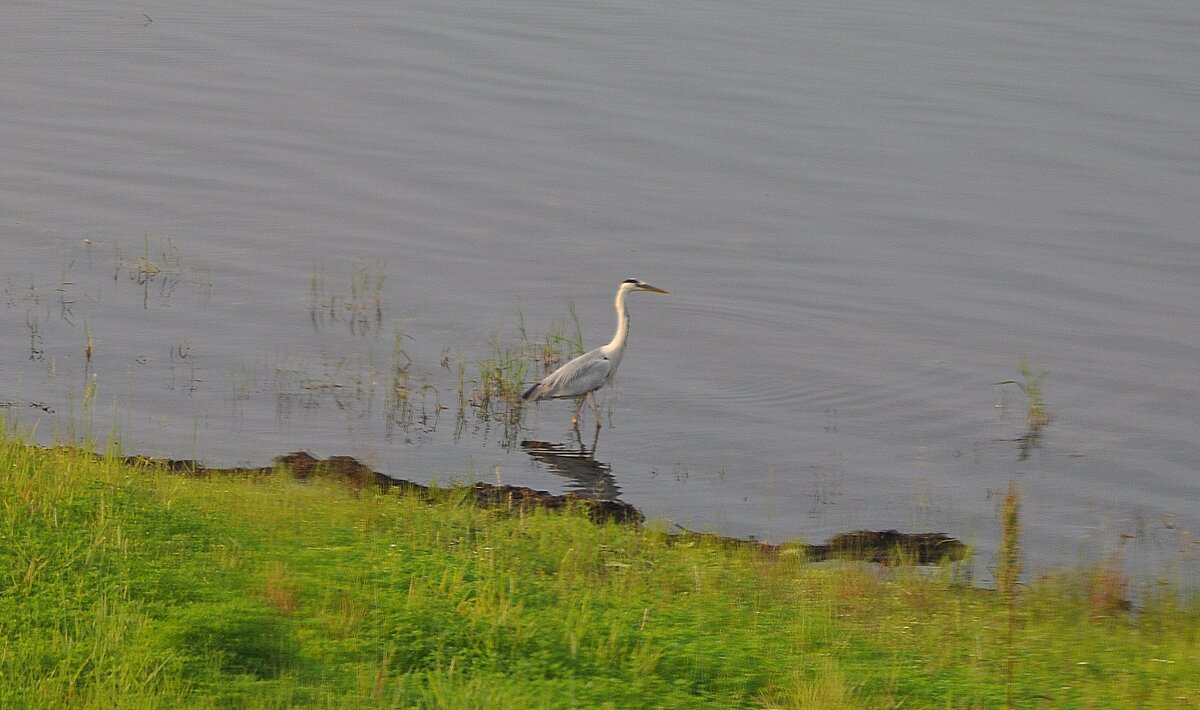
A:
[{"left": 1, "top": 435, "right": 1197, "bottom": 708}]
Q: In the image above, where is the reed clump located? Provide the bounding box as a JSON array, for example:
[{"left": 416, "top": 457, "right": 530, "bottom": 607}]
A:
[
  {"left": 472, "top": 338, "right": 529, "bottom": 409},
  {"left": 995, "top": 357, "right": 1052, "bottom": 431}
]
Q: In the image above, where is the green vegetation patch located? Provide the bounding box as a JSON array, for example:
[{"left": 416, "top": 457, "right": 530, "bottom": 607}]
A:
[{"left": 0, "top": 435, "right": 1197, "bottom": 708}]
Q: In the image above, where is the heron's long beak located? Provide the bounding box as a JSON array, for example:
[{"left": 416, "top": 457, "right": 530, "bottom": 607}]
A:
[{"left": 639, "top": 284, "right": 670, "bottom": 294}]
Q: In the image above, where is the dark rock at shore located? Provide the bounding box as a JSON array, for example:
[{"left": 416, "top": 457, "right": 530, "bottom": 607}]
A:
[
  {"left": 807, "top": 529, "right": 968, "bottom": 565},
  {"left": 121, "top": 450, "right": 967, "bottom": 565}
]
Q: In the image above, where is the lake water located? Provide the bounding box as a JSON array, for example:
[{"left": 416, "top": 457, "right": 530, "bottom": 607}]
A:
[{"left": 3, "top": 0, "right": 1198, "bottom": 583}]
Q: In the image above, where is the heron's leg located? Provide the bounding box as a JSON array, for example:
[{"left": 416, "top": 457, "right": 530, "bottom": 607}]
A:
[
  {"left": 588, "top": 425, "right": 600, "bottom": 455},
  {"left": 589, "top": 391, "right": 603, "bottom": 429},
  {"left": 571, "top": 396, "right": 586, "bottom": 429}
]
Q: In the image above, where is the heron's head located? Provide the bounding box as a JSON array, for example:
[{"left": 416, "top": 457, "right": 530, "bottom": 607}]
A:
[{"left": 622, "top": 278, "right": 669, "bottom": 294}]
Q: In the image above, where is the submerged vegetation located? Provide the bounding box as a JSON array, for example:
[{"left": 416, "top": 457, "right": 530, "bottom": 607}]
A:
[
  {"left": 21, "top": 243, "right": 1076, "bottom": 468},
  {"left": 1, "top": 435, "right": 1197, "bottom": 708}
]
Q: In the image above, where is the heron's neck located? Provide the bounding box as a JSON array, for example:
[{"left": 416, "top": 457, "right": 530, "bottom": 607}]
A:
[{"left": 603, "top": 287, "right": 631, "bottom": 357}]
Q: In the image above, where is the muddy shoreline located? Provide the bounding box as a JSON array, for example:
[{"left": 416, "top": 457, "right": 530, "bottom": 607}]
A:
[{"left": 121, "top": 450, "right": 968, "bottom": 566}]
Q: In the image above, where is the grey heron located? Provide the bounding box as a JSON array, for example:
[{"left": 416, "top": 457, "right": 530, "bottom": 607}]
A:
[{"left": 521, "top": 279, "right": 669, "bottom": 428}]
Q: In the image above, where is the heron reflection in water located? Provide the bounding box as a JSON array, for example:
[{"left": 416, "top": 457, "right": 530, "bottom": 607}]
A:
[
  {"left": 521, "top": 429, "right": 620, "bottom": 501},
  {"left": 521, "top": 279, "right": 669, "bottom": 429}
]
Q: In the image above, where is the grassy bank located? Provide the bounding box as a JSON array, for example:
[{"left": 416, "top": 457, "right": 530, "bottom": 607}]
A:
[{"left": 0, "top": 436, "right": 1196, "bottom": 708}]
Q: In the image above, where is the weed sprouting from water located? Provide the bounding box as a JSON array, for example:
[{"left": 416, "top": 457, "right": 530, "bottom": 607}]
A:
[
  {"left": 308, "top": 262, "right": 386, "bottom": 336},
  {"left": 385, "top": 377, "right": 442, "bottom": 443},
  {"left": 384, "top": 329, "right": 441, "bottom": 442},
  {"left": 449, "top": 301, "right": 592, "bottom": 443},
  {"left": 348, "top": 263, "right": 385, "bottom": 336},
  {"left": 387, "top": 359, "right": 411, "bottom": 430},
  {"left": 230, "top": 362, "right": 254, "bottom": 420},
  {"left": 57, "top": 257, "right": 77, "bottom": 324},
  {"left": 446, "top": 321, "right": 555, "bottom": 447},
  {"left": 472, "top": 338, "right": 529, "bottom": 411},
  {"left": 308, "top": 266, "right": 327, "bottom": 328},
  {"left": 115, "top": 234, "right": 183, "bottom": 308},
  {"left": 169, "top": 339, "right": 200, "bottom": 395},
  {"left": 83, "top": 321, "right": 94, "bottom": 369},
  {"left": 453, "top": 357, "right": 467, "bottom": 410},
  {"left": 525, "top": 298, "right": 585, "bottom": 375},
  {"left": 468, "top": 302, "right": 585, "bottom": 417},
  {"left": 995, "top": 357, "right": 1051, "bottom": 460},
  {"left": 311, "top": 269, "right": 337, "bottom": 330},
  {"left": 390, "top": 327, "right": 412, "bottom": 370},
  {"left": 26, "top": 312, "right": 43, "bottom": 361},
  {"left": 995, "top": 357, "right": 1051, "bottom": 430}
]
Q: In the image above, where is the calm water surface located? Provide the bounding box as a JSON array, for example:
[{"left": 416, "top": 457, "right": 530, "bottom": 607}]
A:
[{"left": 3, "top": 0, "right": 1199, "bottom": 582}]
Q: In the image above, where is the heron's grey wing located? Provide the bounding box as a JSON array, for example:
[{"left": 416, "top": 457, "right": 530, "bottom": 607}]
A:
[{"left": 522, "top": 349, "right": 611, "bottom": 401}]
